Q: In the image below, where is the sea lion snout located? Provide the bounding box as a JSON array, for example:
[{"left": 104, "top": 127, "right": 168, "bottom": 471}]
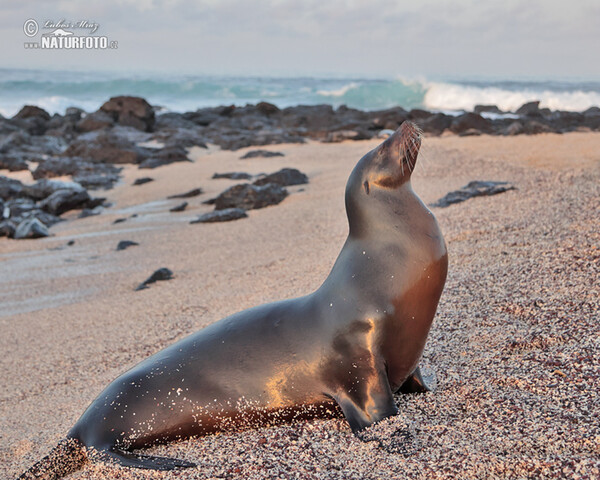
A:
[
  {"left": 382, "top": 121, "right": 422, "bottom": 174},
  {"left": 362, "top": 122, "right": 422, "bottom": 190}
]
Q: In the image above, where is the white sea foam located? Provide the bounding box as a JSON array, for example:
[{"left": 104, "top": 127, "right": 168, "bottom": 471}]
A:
[
  {"left": 0, "top": 69, "right": 598, "bottom": 117},
  {"left": 316, "top": 82, "right": 360, "bottom": 97},
  {"left": 423, "top": 82, "right": 600, "bottom": 112}
]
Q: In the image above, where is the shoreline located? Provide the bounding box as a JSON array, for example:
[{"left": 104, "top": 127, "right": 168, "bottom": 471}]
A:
[{"left": 2, "top": 94, "right": 599, "bottom": 243}]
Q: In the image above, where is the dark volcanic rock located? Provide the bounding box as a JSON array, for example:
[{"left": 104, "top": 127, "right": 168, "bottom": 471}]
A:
[
  {"left": 23, "top": 179, "right": 84, "bottom": 201},
  {"left": 521, "top": 120, "right": 553, "bottom": 134},
  {"left": 503, "top": 121, "right": 524, "bottom": 136},
  {"left": 76, "top": 110, "right": 115, "bottom": 132},
  {"left": 153, "top": 127, "right": 208, "bottom": 149},
  {"left": 0, "top": 131, "right": 30, "bottom": 153},
  {"left": 449, "top": 113, "right": 493, "bottom": 135},
  {"left": 4, "top": 198, "right": 37, "bottom": 219},
  {"left": 14, "top": 105, "right": 51, "bottom": 121},
  {"left": 135, "top": 267, "right": 173, "bottom": 291},
  {"left": 0, "top": 220, "right": 16, "bottom": 238},
  {"left": 474, "top": 105, "right": 503, "bottom": 114},
  {"left": 63, "top": 131, "right": 149, "bottom": 164},
  {"left": 167, "top": 188, "right": 203, "bottom": 199},
  {"left": 138, "top": 145, "right": 191, "bottom": 169},
  {"left": 432, "top": 181, "right": 516, "bottom": 208},
  {"left": 169, "top": 201, "right": 188, "bottom": 212},
  {"left": 14, "top": 217, "right": 50, "bottom": 239},
  {"left": 582, "top": 107, "right": 600, "bottom": 130},
  {"left": 33, "top": 157, "right": 121, "bottom": 190},
  {"left": 0, "top": 155, "right": 29, "bottom": 171},
  {"left": 100, "top": 96, "right": 155, "bottom": 132},
  {"left": 155, "top": 113, "right": 198, "bottom": 130},
  {"left": 546, "top": 111, "right": 585, "bottom": 132},
  {"left": 240, "top": 150, "right": 285, "bottom": 159},
  {"left": 12, "top": 106, "right": 51, "bottom": 134},
  {"left": 39, "top": 188, "right": 96, "bottom": 215},
  {"left": 213, "top": 130, "right": 304, "bottom": 151},
  {"left": 251, "top": 101, "right": 279, "bottom": 115},
  {"left": 133, "top": 177, "right": 154, "bottom": 186},
  {"left": 73, "top": 171, "right": 121, "bottom": 190},
  {"left": 190, "top": 208, "right": 248, "bottom": 223},
  {"left": 324, "top": 129, "right": 371, "bottom": 143},
  {"left": 418, "top": 113, "right": 453, "bottom": 136},
  {"left": 116, "top": 240, "right": 139, "bottom": 251},
  {"left": 78, "top": 207, "right": 102, "bottom": 218},
  {"left": 0, "top": 175, "right": 27, "bottom": 200},
  {"left": 408, "top": 109, "right": 433, "bottom": 121},
  {"left": 253, "top": 168, "right": 308, "bottom": 187},
  {"left": 212, "top": 172, "right": 253, "bottom": 180},
  {"left": 213, "top": 183, "right": 288, "bottom": 211},
  {"left": 369, "top": 106, "right": 409, "bottom": 130},
  {"left": 515, "top": 101, "right": 541, "bottom": 116}
]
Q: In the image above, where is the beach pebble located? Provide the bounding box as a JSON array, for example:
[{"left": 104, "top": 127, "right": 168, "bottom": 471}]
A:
[
  {"left": 139, "top": 145, "right": 191, "bottom": 169},
  {"left": 116, "top": 240, "right": 139, "bottom": 251},
  {"left": 135, "top": 267, "right": 174, "bottom": 291},
  {"left": 0, "top": 220, "right": 16, "bottom": 237},
  {"left": 212, "top": 172, "right": 253, "bottom": 180},
  {"left": 240, "top": 150, "right": 285, "bottom": 159},
  {"left": 167, "top": 188, "right": 203, "bottom": 199},
  {"left": 213, "top": 183, "right": 288, "bottom": 211},
  {"left": 14, "top": 217, "right": 49, "bottom": 239},
  {"left": 253, "top": 168, "right": 308, "bottom": 187},
  {"left": 432, "top": 181, "right": 516, "bottom": 208},
  {"left": 132, "top": 177, "right": 154, "bottom": 186},
  {"left": 190, "top": 208, "right": 248, "bottom": 223},
  {"left": 169, "top": 202, "right": 188, "bottom": 212},
  {"left": 39, "top": 189, "right": 96, "bottom": 216}
]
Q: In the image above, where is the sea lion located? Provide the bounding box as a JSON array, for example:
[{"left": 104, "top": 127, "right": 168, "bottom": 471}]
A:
[{"left": 18, "top": 121, "right": 447, "bottom": 479}]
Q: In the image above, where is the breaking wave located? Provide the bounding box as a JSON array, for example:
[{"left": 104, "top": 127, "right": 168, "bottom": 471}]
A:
[{"left": 0, "top": 68, "right": 598, "bottom": 117}]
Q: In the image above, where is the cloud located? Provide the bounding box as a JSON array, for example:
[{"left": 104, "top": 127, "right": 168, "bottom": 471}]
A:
[{"left": 0, "top": 0, "right": 598, "bottom": 77}]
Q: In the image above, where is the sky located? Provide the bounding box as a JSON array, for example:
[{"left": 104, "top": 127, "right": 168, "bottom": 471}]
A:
[{"left": 0, "top": 0, "right": 598, "bottom": 79}]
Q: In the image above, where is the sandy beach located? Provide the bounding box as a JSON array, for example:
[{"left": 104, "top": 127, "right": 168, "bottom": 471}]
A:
[{"left": 2, "top": 132, "right": 599, "bottom": 479}]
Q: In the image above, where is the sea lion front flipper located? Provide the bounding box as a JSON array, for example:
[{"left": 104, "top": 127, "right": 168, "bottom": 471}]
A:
[
  {"left": 397, "top": 365, "right": 437, "bottom": 394},
  {"left": 96, "top": 448, "right": 196, "bottom": 471},
  {"left": 334, "top": 372, "right": 399, "bottom": 433}
]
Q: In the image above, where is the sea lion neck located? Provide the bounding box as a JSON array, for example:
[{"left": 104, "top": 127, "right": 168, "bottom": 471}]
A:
[{"left": 344, "top": 122, "right": 423, "bottom": 238}]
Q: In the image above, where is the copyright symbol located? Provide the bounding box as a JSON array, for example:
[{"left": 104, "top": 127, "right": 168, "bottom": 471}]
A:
[{"left": 23, "top": 19, "right": 38, "bottom": 37}]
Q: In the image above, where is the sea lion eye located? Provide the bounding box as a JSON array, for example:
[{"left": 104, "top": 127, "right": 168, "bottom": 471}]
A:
[{"left": 363, "top": 180, "right": 370, "bottom": 195}]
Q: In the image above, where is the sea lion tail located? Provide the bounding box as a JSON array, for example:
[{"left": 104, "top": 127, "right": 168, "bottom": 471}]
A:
[{"left": 17, "top": 438, "right": 87, "bottom": 480}]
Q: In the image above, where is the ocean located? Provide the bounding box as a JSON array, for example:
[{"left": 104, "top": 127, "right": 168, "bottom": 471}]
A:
[{"left": 0, "top": 68, "right": 599, "bottom": 118}]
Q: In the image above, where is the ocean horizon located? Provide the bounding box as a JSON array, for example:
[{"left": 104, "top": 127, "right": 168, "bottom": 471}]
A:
[{"left": 1, "top": 68, "right": 599, "bottom": 118}]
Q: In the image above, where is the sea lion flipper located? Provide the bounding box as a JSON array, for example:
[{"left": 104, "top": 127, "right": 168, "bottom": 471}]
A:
[
  {"left": 336, "top": 395, "right": 399, "bottom": 434},
  {"left": 334, "top": 373, "right": 399, "bottom": 433},
  {"left": 97, "top": 448, "right": 196, "bottom": 471},
  {"left": 397, "top": 366, "right": 437, "bottom": 394}
]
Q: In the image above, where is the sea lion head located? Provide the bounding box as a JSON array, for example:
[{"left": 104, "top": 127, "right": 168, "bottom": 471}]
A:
[
  {"left": 359, "top": 121, "right": 422, "bottom": 192},
  {"left": 345, "top": 122, "right": 423, "bottom": 233}
]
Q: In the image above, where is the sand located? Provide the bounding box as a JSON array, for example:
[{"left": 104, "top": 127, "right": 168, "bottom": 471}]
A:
[{"left": 2, "top": 133, "right": 599, "bottom": 479}]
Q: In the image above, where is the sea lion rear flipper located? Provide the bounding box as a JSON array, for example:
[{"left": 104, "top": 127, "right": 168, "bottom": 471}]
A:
[
  {"left": 97, "top": 448, "right": 196, "bottom": 471},
  {"left": 397, "top": 366, "right": 437, "bottom": 394}
]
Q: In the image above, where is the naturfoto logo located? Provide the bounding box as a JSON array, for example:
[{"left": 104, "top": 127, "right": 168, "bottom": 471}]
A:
[{"left": 23, "top": 19, "right": 118, "bottom": 50}]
